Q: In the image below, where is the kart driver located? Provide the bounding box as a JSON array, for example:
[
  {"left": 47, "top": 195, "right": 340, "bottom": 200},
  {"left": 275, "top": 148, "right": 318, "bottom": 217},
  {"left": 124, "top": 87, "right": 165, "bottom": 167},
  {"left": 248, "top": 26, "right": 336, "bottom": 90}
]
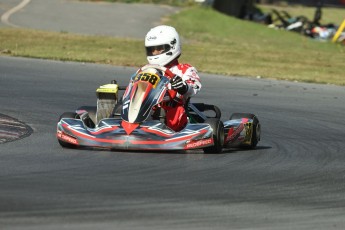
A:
[{"left": 140, "top": 25, "right": 202, "bottom": 132}]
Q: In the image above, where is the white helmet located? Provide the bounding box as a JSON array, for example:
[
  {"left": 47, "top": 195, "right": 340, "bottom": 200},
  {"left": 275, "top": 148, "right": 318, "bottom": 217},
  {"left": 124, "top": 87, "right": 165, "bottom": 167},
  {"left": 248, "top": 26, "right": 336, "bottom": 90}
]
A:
[{"left": 145, "top": 25, "right": 181, "bottom": 66}]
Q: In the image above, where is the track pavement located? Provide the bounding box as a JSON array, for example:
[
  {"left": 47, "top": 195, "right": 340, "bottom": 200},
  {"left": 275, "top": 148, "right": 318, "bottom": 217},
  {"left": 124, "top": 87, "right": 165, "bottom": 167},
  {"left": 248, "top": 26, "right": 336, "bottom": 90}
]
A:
[
  {"left": 0, "top": 0, "right": 178, "bottom": 38},
  {"left": 1, "top": 56, "right": 345, "bottom": 230}
]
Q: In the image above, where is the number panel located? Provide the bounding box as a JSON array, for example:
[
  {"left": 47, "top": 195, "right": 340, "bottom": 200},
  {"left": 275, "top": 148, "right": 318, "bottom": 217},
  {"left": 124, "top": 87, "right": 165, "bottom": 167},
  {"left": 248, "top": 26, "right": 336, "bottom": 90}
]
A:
[{"left": 134, "top": 72, "right": 161, "bottom": 88}]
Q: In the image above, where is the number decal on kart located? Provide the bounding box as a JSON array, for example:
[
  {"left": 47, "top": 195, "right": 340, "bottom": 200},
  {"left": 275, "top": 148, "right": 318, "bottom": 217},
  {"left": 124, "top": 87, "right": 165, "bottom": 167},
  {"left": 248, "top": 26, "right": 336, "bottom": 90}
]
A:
[{"left": 135, "top": 72, "right": 160, "bottom": 88}]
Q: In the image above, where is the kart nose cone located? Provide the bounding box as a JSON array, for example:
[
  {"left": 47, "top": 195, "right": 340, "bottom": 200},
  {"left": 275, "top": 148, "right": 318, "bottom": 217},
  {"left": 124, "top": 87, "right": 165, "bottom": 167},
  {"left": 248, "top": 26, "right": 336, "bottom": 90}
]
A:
[{"left": 121, "top": 120, "right": 139, "bottom": 135}]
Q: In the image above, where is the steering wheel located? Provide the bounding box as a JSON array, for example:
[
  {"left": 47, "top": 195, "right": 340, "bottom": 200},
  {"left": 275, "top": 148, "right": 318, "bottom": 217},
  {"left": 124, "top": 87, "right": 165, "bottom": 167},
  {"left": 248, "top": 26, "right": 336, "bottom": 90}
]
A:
[
  {"left": 140, "top": 64, "right": 178, "bottom": 99},
  {"left": 140, "top": 64, "right": 175, "bottom": 79}
]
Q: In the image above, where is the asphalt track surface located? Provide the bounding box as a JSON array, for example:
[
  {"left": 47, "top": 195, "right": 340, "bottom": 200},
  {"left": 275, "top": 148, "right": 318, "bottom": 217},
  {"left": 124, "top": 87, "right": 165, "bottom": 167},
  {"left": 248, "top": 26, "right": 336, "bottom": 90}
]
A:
[
  {"left": 1, "top": 56, "right": 345, "bottom": 230},
  {"left": 1, "top": 1, "right": 345, "bottom": 230},
  {"left": 0, "top": 0, "right": 178, "bottom": 38}
]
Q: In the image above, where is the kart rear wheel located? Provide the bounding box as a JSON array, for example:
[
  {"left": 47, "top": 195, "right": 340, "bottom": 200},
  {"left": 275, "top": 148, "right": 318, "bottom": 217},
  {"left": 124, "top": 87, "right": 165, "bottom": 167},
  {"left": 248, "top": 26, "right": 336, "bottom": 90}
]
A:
[
  {"left": 203, "top": 118, "right": 224, "bottom": 154},
  {"left": 230, "top": 113, "right": 260, "bottom": 149},
  {"left": 58, "top": 112, "right": 77, "bottom": 148}
]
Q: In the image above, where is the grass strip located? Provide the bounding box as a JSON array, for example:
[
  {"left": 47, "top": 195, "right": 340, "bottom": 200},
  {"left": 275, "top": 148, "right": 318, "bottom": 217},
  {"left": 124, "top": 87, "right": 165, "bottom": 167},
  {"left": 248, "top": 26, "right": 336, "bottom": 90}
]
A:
[{"left": 0, "top": 6, "right": 344, "bottom": 85}]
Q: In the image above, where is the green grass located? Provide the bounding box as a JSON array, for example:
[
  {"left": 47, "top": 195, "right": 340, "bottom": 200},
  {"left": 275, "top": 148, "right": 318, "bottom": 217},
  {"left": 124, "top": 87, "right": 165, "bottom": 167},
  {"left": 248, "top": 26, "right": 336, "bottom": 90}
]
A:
[
  {"left": 0, "top": 6, "right": 344, "bottom": 85},
  {"left": 80, "top": 0, "right": 198, "bottom": 7},
  {"left": 0, "top": 29, "right": 145, "bottom": 65},
  {"left": 169, "top": 7, "right": 345, "bottom": 84}
]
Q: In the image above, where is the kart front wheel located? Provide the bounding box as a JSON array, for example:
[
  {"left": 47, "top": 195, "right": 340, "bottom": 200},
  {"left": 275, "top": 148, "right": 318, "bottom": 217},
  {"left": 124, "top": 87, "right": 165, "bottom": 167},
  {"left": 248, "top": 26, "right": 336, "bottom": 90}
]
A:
[
  {"left": 58, "top": 112, "right": 77, "bottom": 148},
  {"left": 203, "top": 118, "right": 224, "bottom": 154}
]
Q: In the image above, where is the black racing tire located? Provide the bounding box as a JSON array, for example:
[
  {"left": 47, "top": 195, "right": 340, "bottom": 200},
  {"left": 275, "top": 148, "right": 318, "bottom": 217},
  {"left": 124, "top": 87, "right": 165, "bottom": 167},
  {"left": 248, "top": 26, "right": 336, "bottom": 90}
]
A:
[
  {"left": 203, "top": 118, "right": 224, "bottom": 154},
  {"left": 230, "top": 113, "right": 261, "bottom": 149},
  {"left": 58, "top": 112, "right": 77, "bottom": 148},
  {"left": 58, "top": 112, "right": 77, "bottom": 121},
  {"left": 77, "top": 106, "right": 97, "bottom": 114},
  {"left": 77, "top": 106, "right": 97, "bottom": 123}
]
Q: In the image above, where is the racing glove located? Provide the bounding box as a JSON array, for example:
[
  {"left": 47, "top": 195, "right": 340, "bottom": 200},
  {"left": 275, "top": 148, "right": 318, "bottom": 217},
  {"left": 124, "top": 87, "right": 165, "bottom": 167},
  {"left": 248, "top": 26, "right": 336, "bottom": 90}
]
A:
[{"left": 170, "top": 75, "right": 188, "bottom": 95}]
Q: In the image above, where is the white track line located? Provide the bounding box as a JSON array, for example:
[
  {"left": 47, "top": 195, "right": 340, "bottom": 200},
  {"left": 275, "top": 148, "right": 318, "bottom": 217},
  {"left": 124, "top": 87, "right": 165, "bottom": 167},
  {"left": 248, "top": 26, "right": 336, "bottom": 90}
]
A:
[{"left": 1, "top": 0, "right": 31, "bottom": 27}]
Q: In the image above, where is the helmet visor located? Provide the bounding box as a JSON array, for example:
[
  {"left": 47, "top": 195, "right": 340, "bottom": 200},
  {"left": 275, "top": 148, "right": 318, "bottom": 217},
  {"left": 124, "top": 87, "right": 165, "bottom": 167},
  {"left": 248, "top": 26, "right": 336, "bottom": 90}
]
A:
[{"left": 146, "top": 44, "right": 170, "bottom": 56}]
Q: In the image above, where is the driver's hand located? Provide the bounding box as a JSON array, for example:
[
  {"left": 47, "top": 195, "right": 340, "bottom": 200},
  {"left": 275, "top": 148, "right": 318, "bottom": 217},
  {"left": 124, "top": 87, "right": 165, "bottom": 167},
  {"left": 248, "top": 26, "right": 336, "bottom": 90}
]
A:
[{"left": 170, "top": 75, "right": 188, "bottom": 95}]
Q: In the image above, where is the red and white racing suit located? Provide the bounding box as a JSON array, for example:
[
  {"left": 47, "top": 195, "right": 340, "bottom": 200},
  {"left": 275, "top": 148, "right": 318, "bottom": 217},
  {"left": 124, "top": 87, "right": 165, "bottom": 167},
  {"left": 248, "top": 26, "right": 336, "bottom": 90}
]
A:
[{"left": 161, "top": 61, "right": 202, "bottom": 131}]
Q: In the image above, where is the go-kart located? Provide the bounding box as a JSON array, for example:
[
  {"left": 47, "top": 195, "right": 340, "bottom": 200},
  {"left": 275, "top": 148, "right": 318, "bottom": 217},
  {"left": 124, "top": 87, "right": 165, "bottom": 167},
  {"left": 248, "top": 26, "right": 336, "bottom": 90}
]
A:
[{"left": 57, "top": 65, "right": 261, "bottom": 153}]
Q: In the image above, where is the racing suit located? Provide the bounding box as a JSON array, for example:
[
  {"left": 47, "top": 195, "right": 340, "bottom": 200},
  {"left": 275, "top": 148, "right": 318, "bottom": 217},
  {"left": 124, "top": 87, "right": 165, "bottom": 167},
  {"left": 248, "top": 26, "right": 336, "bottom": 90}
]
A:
[{"left": 160, "top": 60, "right": 202, "bottom": 131}]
